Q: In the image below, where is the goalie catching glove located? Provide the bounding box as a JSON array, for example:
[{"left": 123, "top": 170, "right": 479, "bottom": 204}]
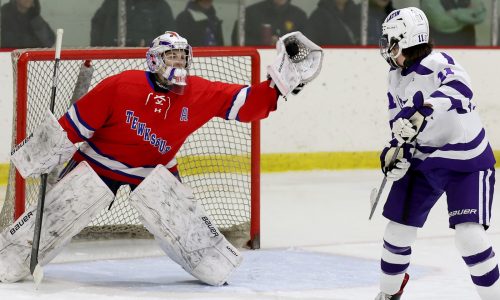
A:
[
  {"left": 267, "top": 31, "right": 323, "bottom": 97},
  {"left": 392, "top": 91, "right": 433, "bottom": 144},
  {"left": 380, "top": 139, "right": 415, "bottom": 182}
]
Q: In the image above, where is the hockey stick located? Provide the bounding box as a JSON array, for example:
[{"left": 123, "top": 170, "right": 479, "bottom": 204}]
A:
[
  {"left": 368, "top": 145, "right": 401, "bottom": 220},
  {"left": 30, "top": 28, "right": 64, "bottom": 287}
]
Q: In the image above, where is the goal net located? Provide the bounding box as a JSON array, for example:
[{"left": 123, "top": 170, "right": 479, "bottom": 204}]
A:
[{"left": 0, "top": 47, "right": 261, "bottom": 249}]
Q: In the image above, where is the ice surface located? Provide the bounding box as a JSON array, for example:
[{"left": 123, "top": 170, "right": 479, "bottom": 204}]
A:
[{"left": 0, "top": 170, "right": 498, "bottom": 300}]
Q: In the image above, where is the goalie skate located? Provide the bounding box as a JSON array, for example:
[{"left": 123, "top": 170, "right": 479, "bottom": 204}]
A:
[{"left": 375, "top": 273, "right": 410, "bottom": 300}]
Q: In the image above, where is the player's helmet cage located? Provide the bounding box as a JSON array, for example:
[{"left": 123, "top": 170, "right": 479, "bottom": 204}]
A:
[
  {"left": 380, "top": 7, "right": 429, "bottom": 68},
  {"left": 146, "top": 31, "right": 193, "bottom": 94}
]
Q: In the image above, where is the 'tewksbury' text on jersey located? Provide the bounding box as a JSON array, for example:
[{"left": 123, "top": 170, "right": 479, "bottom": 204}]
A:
[{"left": 59, "top": 70, "right": 279, "bottom": 184}]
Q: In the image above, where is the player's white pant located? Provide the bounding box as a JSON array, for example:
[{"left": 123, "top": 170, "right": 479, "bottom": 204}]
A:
[
  {"left": 128, "top": 165, "right": 242, "bottom": 286},
  {"left": 0, "top": 161, "right": 114, "bottom": 282}
]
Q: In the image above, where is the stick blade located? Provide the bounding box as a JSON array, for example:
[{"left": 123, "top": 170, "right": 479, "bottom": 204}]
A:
[
  {"left": 33, "top": 264, "right": 44, "bottom": 288},
  {"left": 370, "top": 188, "right": 378, "bottom": 207},
  {"left": 369, "top": 188, "right": 379, "bottom": 220}
]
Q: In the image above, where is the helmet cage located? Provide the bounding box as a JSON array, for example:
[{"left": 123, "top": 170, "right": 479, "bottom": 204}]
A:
[
  {"left": 146, "top": 32, "right": 193, "bottom": 93},
  {"left": 380, "top": 35, "right": 402, "bottom": 68}
]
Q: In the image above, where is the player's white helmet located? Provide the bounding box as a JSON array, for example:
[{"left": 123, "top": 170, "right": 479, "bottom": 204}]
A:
[
  {"left": 146, "top": 31, "right": 193, "bottom": 94},
  {"left": 380, "top": 7, "right": 429, "bottom": 68}
]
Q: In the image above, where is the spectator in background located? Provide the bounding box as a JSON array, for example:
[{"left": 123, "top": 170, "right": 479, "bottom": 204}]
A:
[
  {"left": 420, "top": 0, "right": 486, "bottom": 46},
  {"left": 176, "top": 0, "right": 223, "bottom": 46},
  {"left": 231, "top": 0, "right": 307, "bottom": 46},
  {"left": 1, "top": 0, "right": 55, "bottom": 48},
  {"left": 305, "top": 0, "right": 361, "bottom": 45},
  {"left": 90, "top": 0, "right": 175, "bottom": 47},
  {"left": 367, "top": 0, "right": 394, "bottom": 45}
]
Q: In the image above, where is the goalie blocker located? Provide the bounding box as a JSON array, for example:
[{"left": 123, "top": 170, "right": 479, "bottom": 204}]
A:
[{"left": 10, "top": 110, "right": 76, "bottom": 179}]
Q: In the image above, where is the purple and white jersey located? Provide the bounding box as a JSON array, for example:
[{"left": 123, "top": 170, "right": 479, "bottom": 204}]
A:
[{"left": 386, "top": 51, "right": 496, "bottom": 172}]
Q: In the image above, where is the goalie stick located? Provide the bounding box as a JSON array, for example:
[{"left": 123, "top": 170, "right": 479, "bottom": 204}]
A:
[
  {"left": 30, "top": 28, "right": 64, "bottom": 287},
  {"left": 368, "top": 145, "right": 401, "bottom": 220}
]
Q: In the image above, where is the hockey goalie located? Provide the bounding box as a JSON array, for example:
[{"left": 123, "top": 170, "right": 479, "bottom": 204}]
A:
[{"left": 1, "top": 31, "right": 323, "bottom": 284}]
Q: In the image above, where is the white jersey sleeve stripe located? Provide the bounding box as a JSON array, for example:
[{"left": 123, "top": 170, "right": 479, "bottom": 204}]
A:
[
  {"left": 226, "top": 86, "right": 250, "bottom": 120},
  {"left": 429, "top": 90, "right": 471, "bottom": 112},
  {"left": 165, "top": 157, "right": 177, "bottom": 169},
  {"left": 66, "top": 105, "right": 95, "bottom": 139}
]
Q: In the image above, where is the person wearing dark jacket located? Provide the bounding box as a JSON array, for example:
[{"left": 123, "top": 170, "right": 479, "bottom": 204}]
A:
[
  {"left": 231, "top": 0, "right": 307, "bottom": 46},
  {"left": 367, "top": 0, "right": 394, "bottom": 45},
  {"left": 90, "top": 0, "right": 175, "bottom": 47},
  {"left": 305, "top": 0, "right": 361, "bottom": 45},
  {"left": 176, "top": 0, "right": 223, "bottom": 46},
  {"left": 1, "top": 0, "right": 55, "bottom": 48}
]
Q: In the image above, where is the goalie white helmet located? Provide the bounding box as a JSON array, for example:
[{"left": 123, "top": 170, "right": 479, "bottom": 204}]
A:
[
  {"left": 146, "top": 31, "right": 193, "bottom": 94},
  {"left": 380, "top": 7, "right": 429, "bottom": 68}
]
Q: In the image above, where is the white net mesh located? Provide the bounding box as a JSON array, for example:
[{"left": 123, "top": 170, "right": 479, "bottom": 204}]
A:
[{"left": 1, "top": 48, "right": 260, "bottom": 248}]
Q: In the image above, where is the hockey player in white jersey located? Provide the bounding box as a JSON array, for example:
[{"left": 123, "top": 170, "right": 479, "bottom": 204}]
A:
[{"left": 375, "top": 7, "right": 499, "bottom": 300}]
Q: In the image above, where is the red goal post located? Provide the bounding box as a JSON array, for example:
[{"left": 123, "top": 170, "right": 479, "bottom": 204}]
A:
[{"left": 1, "top": 47, "right": 261, "bottom": 249}]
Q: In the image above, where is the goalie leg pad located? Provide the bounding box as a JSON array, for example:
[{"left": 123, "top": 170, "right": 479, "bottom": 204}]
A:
[
  {"left": 0, "top": 161, "right": 114, "bottom": 282},
  {"left": 128, "top": 165, "right": 242, "bottom": 286},
  {"left": 267, "top": 31, "right": 323, "bottom": 96},
  {"left": 10, "top": 110, "right": 76, "bottom": 178}
]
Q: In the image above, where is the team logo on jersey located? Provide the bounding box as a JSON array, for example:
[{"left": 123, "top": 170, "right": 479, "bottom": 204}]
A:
[
  {"left": 146, "top": 93, "right": 171, "bottom": 119},
  {"left": 125, "top": 110, "right": 171, "bottom": 154},
  {"left": 180, "top": 107, "right": 189, "bottom": 122}
]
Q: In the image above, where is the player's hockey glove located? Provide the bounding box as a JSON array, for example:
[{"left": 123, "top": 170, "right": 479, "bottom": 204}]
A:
[
  {"left": 392, "top": 91, "right": 433, "bottom": 144},
  {"left": 380, "top": 139, "right": 415, "bottom": 181}
]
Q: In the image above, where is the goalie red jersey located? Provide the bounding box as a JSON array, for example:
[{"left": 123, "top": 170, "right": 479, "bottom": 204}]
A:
[{"left": 59, "top": 70, "right": 279, "bottom": 185}]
